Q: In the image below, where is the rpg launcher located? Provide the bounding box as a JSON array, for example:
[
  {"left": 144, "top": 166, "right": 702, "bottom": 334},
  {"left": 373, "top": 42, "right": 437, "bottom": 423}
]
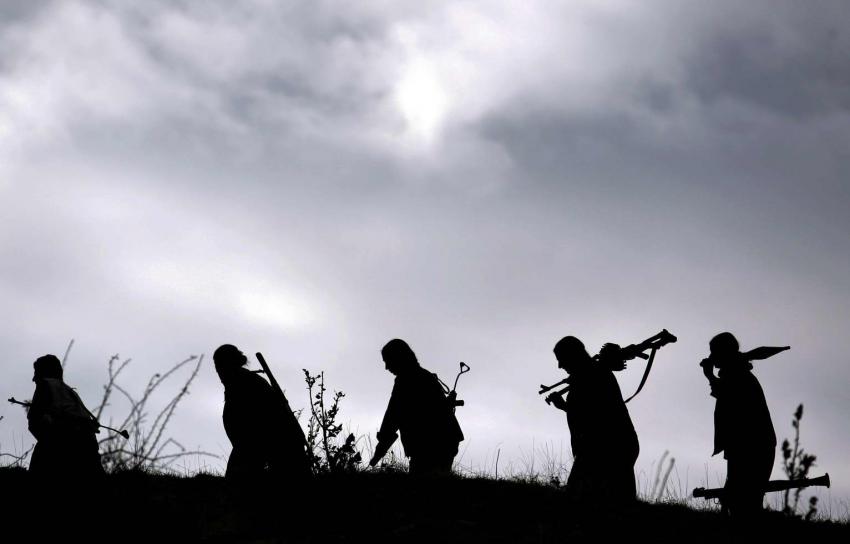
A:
[
  {"left": 693, "top": 473, "right": 830, "bottom": 501},
  {"left": 539, "top": 329, "right": 677, "bottom": 405}
]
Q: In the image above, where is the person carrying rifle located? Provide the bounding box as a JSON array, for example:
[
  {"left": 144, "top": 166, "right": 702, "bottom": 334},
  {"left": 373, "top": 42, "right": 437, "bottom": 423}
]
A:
[
  {"left": 26, "top": 354, "right": 105, "bottom": 478},
  {"left": 213, "top": 344, "right": 309, "bottom": 480},
  {"left": 369, "top": 339, "right": 464, "bottom": 474},
  {"left": 700, "top": 332, "right": 787, "bottom": 519},
  {"left": 548, "top": 336, "right": 639, "bottom": 503}
]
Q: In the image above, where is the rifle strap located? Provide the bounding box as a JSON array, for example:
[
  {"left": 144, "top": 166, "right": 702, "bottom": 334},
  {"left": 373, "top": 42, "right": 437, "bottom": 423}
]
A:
[
  {"left": 624, "top": 347, "right": 657, "bottom": 403},
  {"left": 434, "top": 373, "right": 451, "bottom": 395}
]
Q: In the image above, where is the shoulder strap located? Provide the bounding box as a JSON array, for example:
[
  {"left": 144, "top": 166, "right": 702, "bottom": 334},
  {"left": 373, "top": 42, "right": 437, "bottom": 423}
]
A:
[
  {"left": 624, "top": 348, "right": 657, "bottom": 403},
  {"left": 433, "top": 372, "right": 451, "bottom": 395}
]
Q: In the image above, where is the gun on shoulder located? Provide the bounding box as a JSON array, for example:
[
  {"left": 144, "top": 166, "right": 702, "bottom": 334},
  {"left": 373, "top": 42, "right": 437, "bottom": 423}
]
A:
[
  {"left": 255, "top": 352, "right": 309, "bottom": 451},
  {"left": 8, "top": 397, "right": 31, "bottom": 408},
  {"left": 442, "top": 362, "right": 470, "bottom": 411},
  {"left": 618, "top": 329, "right": 677, "bottom": 362},
  {"left": 693, "top": 473, "right": 830, "bottom": 500},
  {"left": 8, "top": 396, "right": 129, "bottom": 439},
  {"left": 538, "top": 329, "right": 677, "bottom": 404}
]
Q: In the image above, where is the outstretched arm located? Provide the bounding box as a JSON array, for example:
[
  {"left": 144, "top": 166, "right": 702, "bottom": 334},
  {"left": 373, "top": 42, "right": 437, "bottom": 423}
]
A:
[{"left": 370, "top": 383, "right": 402, "bottom": 466}]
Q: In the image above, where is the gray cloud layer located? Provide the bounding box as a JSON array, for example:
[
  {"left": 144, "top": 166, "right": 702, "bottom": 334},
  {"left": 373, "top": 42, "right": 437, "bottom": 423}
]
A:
[{"left": 2, "top": 0, "right": 849, "bottom": 508}]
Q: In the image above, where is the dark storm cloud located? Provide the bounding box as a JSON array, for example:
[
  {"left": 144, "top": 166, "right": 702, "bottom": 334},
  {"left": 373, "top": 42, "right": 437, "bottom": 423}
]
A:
[
  {"left": 685, "top": 3, "right": 850, "bottom": 119},
  {"left": 0, "top": 0, "right": 52, "bottom": 22}
]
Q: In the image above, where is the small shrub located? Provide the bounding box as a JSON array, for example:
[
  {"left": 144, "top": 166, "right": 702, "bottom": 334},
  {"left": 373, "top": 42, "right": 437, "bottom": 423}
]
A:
[
  {"left": 781, "top": 403, "right": 819, "bottom": 519},
  {"left": 302, "top": 369, "right": 362, "bottom": 474}
]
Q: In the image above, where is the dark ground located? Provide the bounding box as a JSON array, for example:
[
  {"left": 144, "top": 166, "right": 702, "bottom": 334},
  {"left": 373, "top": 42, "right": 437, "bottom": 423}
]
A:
[{"left": 0, "top": 467, "right": 846, "bottom": 543}]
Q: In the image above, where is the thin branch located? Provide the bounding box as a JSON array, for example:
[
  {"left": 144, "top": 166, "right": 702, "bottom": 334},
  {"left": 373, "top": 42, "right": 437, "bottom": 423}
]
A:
[
  {"left": 61, "top": 339, "right": 75, "bottom": 368},
  {"left": 143, "top": 355, "right": 203, "bottom": 459},
  {"left": 94, "top": 355, "right": 132, "bottom": 421},
  {"left": 106, "top": 448, "right": 216, "bottom": 463}
]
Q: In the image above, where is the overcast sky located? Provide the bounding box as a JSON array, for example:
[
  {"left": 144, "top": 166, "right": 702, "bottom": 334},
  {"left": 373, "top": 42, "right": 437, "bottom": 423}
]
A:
[{"left": 2, "top": 0, "right": 849, "bottom": 509}]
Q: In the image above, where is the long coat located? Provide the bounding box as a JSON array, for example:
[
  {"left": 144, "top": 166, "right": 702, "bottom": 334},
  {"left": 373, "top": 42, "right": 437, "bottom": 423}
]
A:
[
  {"left": 565, "top": 365, "right": 639, "bottom": 500},
  {"left": 711, "top": 364, "right": 776, "bottom": 459},
  {"left": 27, "top": 378, "right": 104, "bottom": 477},
  {"left": 710, "top": 362, "right": 776, "bottom": 516},
  {"left": 222, "top": 367, "right": 307, "bottom": 478}
]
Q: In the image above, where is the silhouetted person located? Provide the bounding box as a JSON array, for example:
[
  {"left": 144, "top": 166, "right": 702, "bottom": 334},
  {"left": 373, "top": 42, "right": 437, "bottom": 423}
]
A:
[
  {"left": 213, "top": 344, "right": 309, "bottom": 480},
  {"left": 369, "top": 339, "right": 464, "bottom": 474},
  {"left": 27, "top": 354, "right": 105, "bottom": 478},
  {"left": 700, "top": 332, "right": 785, "bottom": 520},
  {"left": 548, "top": 337, "right": 639, "bottom": 503}
]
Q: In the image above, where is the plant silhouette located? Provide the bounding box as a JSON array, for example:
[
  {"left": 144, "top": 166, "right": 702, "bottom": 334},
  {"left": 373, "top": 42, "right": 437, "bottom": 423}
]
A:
[
  {"left": 781, "top": 404, "right": 819, "bottom": 519},
  {"left": 303, "top": 368, "right": 362, "bottom": 474}
]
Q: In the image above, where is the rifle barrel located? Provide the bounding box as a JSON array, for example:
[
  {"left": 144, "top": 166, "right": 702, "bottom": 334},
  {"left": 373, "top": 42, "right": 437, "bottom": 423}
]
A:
[
  {"left": 692, "top": 487, "right": 721, "bottom": 499},
  {"left": 255, "top": 352, "right": 308, "bottom": 449},
  {"left": 539, "top": 378, "right": 569, "bottom": 395},
  {"left": 8, "top": 396, "right": 128, "bottom": 439},
  {"left": 255, "top": 353, "right": 282, "bottom": 394}
]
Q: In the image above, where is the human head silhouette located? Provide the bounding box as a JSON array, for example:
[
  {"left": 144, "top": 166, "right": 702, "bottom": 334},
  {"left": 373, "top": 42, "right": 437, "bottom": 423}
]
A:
[
  {"left": 709, "top": 332, "right": 741, "bottom": 369},
  {"left": 381, "top": 339, "right": 419, "bottom": 376},
  {"left": 554, "top": 336, "right": 592, "bottom": 374},
  {"left": 33, "top": 354, "right": 62, "bottom": 381},
  {"left": 213, "top": 344, "right": 248, "bottom": 383}
]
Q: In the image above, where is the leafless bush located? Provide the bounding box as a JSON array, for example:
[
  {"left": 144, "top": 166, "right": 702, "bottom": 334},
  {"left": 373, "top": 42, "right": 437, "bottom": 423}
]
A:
[
  {"left": 93, "top": 352, "right": 215, "bottom": 472},
  {"left": 0, "top": 439, "right": 33, "bottom": 469},
  {"left": 3, "top": 341, "right": 216, "bottom": 472}
]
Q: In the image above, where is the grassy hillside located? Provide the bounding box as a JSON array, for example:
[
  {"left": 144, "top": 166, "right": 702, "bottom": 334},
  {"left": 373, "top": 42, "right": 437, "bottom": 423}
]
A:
[{"left": 0, "top": 467, "right": 846, "bottom": 543}]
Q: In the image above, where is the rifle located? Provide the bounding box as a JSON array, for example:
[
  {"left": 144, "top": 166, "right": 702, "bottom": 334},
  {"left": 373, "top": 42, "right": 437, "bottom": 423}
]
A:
[
  {"left": 8, "top": 397, "right": 30, "bottom": 408},
  {"left": 539, "top": 329, "right": 677, "bottom": 405},
  {"left": 254, "top": 353, "right": 309, "bottom": 453},
  {"left": 692, "top": 473, "right": 830, "bottom": 500},
  {"left": 8, "top": 397, "right": 129, "bottom": 439},
  {"left": 438, "top": 362, "right": 471, "bottom": 411}
]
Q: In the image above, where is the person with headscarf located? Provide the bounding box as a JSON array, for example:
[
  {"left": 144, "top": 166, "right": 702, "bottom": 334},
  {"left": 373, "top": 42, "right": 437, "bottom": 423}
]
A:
[
  {"left": 213, "top": 344, "right": 309, "bottom": 480},
  {"left": 548, "top": 336, "right": 639, "bottom": 503},
  {"left": 369, "top": 339, "right": 464, "bottom": 474},
  {"left": 700, "top": 332, "right": 788, "bottom": 519},
  {"left": 27, "top": 354, "right": 104, "bottom": 478}
]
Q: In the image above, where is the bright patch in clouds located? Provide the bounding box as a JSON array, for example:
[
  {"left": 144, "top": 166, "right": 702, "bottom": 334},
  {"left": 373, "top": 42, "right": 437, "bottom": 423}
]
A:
[
  {"left": 128, "top": 259, "right": 318, "bottom": 332},
  {"left": 394, "top": 59, "right": 449, "bottom": 144},
  {"left": 236, "top": 289, "right": 316, "bottom": 331}
]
